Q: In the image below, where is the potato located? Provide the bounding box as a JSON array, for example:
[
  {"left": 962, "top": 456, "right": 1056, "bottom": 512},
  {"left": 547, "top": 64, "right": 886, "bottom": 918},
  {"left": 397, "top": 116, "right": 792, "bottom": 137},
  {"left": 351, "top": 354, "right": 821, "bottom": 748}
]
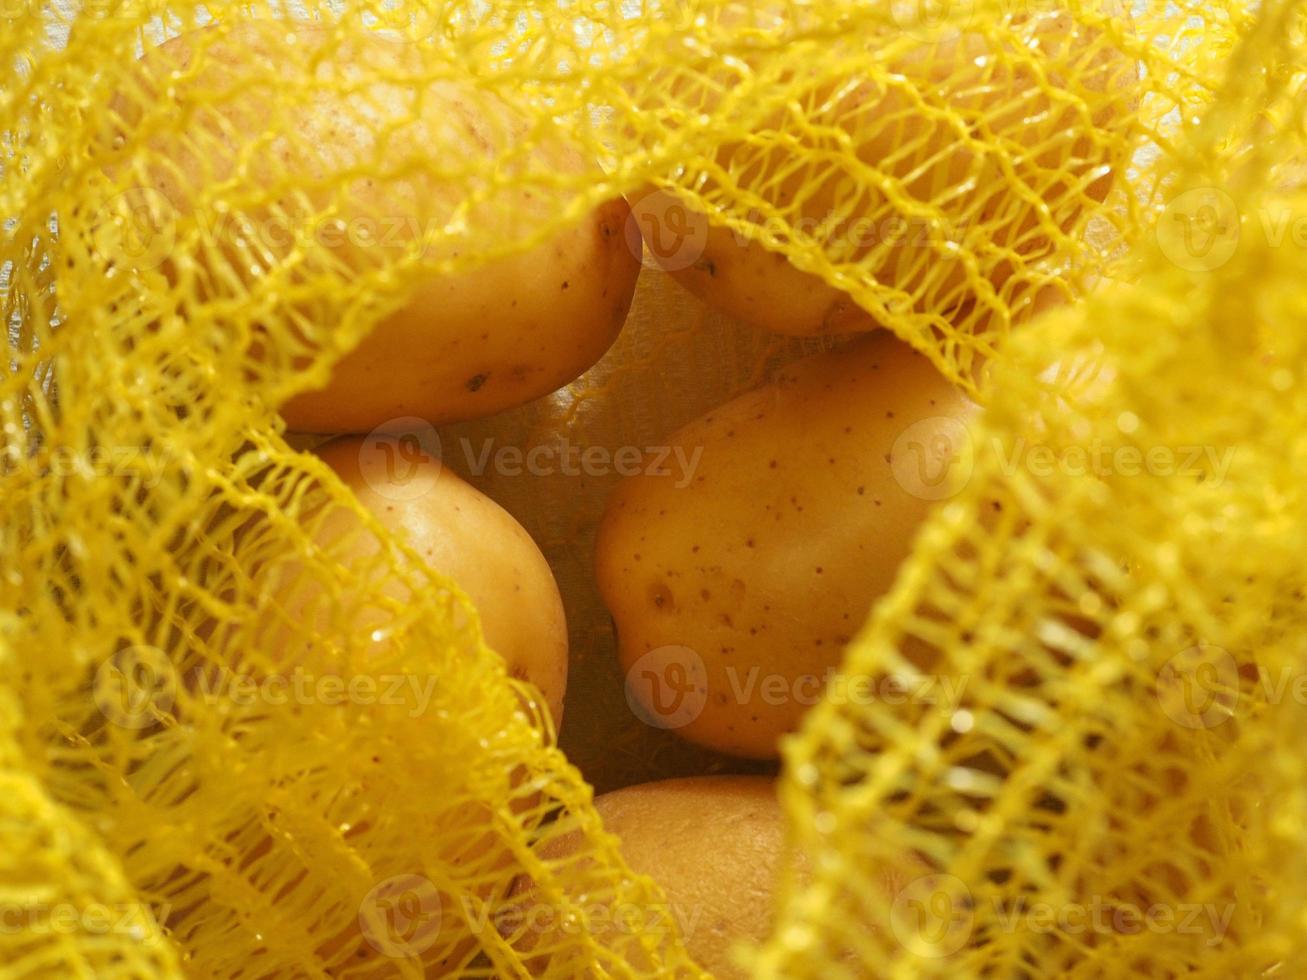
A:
[
  {"left": 595, "top": 333, "right": 977, "bottom": 758},
  {"left": 303, "top": 435, "right": 569, "bottom": 724},
  {"left": 181, "top": 436, "right": 565, "bottom": 973},
  {"left": 114, "top": 23, "right": 640, "bottom": 431},
  {"left": 630, "top": 7, "right": 1136, "bottom": 334},
  {"left": 513, "top": 776, "right": 915, "bottom": 978}
]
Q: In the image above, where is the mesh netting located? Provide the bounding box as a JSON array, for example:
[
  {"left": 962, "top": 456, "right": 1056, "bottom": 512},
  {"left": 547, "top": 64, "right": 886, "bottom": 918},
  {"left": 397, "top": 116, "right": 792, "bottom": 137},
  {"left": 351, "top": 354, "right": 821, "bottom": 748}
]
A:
[{"left": 2, "top": 0, "right": 1302, "bottom": 976}]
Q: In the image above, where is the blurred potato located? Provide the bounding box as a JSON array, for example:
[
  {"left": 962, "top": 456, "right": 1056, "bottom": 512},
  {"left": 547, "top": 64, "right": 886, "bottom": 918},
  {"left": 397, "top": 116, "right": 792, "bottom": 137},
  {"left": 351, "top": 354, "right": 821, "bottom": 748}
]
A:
[
  {"left": 111, "top": 22, "right": 640, "bottom": 432},
  {"left": 630, "top": 5, "right": 1137, "bottom": 334},
  {"left": 512, "top": 776, "right": 917, "bottom": 978}
]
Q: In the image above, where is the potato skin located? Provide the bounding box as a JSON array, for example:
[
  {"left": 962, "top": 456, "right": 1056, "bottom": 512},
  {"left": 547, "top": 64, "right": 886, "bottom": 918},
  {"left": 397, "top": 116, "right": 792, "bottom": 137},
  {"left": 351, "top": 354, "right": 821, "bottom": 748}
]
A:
[
  {"left": 283, "top": 192, "right": 639, "bottom": 432},
  {"left": 632, "top": 9, "right": 1136, "bottom": 335},
  {"left": 118, "top": 24, "right": 640, "bottom": 431},
  {"left": 595, "top": 334, "right": 976, "bottom": 758},
  {"left": 315, "top": 436, "right": 568, "bottom": 725},
  {"left": 517, "top": 776, "right": 916, "bottom": 978}
]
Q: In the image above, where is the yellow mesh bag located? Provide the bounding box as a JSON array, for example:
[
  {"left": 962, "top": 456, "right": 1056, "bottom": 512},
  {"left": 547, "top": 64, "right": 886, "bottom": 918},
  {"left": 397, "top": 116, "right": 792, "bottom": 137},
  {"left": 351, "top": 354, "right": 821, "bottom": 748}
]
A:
[
  {"left": 1, "top": 0, "right": 1302, "bottom": 977},
  {"left": 0, "top": 690, "right": 183, "bottom": 976}
]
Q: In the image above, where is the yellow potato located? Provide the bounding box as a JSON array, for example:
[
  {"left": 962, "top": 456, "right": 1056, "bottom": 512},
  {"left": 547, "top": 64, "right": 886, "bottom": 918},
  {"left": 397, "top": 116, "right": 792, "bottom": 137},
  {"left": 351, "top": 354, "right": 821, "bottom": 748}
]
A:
[
  {"left": 310, "top": 435, "right": 569, "bottom": 725},
  {"left": 114, "top": 23, "right": 640, "bottom": 431},
  {"left": 596, "top": 333, "right": 977, "bottom": 758},
  {"left": 630, "top": 8, "right": 1136, "bottom": 334},
  {"left": 186, "top": 435, "right": 566, "bottom": 974},
  {"left": 514, "top": 776, "right": 915, "bottom": 978}
]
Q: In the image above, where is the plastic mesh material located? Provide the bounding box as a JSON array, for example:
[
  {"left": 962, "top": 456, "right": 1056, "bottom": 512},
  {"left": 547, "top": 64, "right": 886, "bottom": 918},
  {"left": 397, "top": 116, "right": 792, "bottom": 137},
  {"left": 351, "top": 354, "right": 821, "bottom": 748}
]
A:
[
  {"left": 0, "top": 690, "right": 184, "bottom": 977},
  {"left": 2, "top": 0, "right": 1301, "bottom": 977},
  {"left": 753, "top": 4, "right": 1307, "bottom": 974}
]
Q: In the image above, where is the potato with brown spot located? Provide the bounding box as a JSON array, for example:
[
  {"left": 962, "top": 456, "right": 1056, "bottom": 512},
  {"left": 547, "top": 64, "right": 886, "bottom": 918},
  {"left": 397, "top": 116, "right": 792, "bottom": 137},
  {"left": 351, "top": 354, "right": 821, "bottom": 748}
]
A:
[
  {"left": 114, "top": 23, "right": 641, "bottom": 431},
  {"left": 596, "top": 333, "right": 977, "bottom": 758}
]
